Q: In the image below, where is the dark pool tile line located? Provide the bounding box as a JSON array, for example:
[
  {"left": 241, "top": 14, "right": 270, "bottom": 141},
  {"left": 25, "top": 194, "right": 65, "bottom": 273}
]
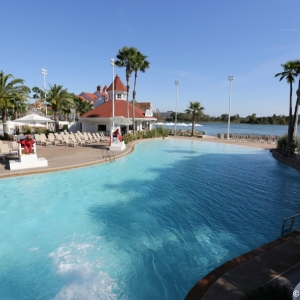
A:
[{"left": 184, "top": 231, "right": 300, "bottom": 300}]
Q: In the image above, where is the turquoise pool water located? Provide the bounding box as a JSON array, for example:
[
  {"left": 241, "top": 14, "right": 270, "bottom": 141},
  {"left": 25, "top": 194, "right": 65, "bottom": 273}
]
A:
[{"left": 0, "top": 139, "right": 299, "bottom": 299}]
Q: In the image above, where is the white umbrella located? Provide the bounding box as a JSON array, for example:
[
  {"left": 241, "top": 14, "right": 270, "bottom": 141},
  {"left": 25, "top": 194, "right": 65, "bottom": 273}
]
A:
[
  {"left": 165, "top": 122, "right": 175, "bottom": 126},
  {"left": 3, "top": 120, "right": 25, "bottom": 126},
  {"left": 178, "top": 123, "right": 188, "bottom": 126},
  {"left": 14, "top": 113, "right": 54, "bottom": 124},
  {"left": 28, "top": 123, "right": 47, "bottom": 128},
  {"left": 195, "top": 124, "right": 203, "bottom": 126},
  {"left": 153, "top": 122, "right": 164, "bottom": 125}
]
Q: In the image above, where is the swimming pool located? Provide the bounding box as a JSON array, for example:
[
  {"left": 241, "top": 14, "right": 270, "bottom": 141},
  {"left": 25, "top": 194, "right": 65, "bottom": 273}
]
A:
[{"left": 0, "top": 139, "right": 299, "bottom": 300}]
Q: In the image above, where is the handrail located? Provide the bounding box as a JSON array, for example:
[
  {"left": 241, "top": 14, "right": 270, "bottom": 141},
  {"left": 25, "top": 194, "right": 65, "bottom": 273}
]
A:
[
  {"left": 281, "top": 213, "right": 300, "bottom": 236},
  {"left": 102, "top": 148, "right": 115, "bottom": 161}
]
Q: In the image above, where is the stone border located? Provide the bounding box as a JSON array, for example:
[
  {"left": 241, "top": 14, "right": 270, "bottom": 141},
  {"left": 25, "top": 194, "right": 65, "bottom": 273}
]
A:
[
  {"left": 0, "top": 141, "right": 137, "bottom": 179},
  {"left": 184, "top": 231, "right": 300, "bottom": 300}
]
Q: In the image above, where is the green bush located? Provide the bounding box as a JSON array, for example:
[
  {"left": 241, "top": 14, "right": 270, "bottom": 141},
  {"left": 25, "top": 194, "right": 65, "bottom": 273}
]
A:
[
  {"left": 277, "top": 134, "right": 299, "bottom": 155},
  {"left": 122, "top": 133, "right": 135, "bottom": 144}
]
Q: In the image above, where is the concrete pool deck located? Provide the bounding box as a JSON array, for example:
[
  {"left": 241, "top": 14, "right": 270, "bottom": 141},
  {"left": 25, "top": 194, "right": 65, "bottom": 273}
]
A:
[{"left": 1, "top": 135, "right": 299, "bottom": 299}]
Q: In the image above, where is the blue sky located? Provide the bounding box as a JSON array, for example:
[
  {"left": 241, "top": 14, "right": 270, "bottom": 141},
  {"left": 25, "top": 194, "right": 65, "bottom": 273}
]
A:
[{"left": 1, "top": 0, "right": 300, "bottom": 117}]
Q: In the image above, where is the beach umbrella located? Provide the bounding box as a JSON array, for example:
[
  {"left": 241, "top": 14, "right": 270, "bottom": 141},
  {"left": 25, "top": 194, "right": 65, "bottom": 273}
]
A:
[
  {"left": 195, "top": 124, "right": 203, "bottom": 126},
  {"left": 14, "top": 113, "right": 54, "bottom": 124},
  {"left": 14, "top": 113, "right": 54, "bottom": 133},
  {"left": 28, "top": 123, "right": 47, "bottom": 128},
  {"left": 165, "top": 122, "right": 175, "bottom": 126},
  {"left": 154, "top": 122, "right": 164, "bottom": 125},
  {"left": 178, "top": 123, "right": 188, "bottom": 126}
]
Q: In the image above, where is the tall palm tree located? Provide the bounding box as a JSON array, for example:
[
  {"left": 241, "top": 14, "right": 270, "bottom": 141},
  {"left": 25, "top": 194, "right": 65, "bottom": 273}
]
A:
[
  {"left": 275, "top": 60, "right": 299, "bottom": 147},
  {"left": 185, "top": 101, "right": 205, "bottom": 136},
  {"left": 131, "top": 51, "right": 150, "bottom": 135},
  {"left": 115, "top": 47, "right": 138, "bottom": 123},
  {"left": 73, "top": 95, "right": 93, "bottom": 117},
  {"left": 47, "top": 84, "right": 71, "bottom": 132},
  {"left": 0, "top": 71, "right": 30, "bottom": 134},
  {"left": 291, "top": 61, "right": 300, "bottom": 137}
]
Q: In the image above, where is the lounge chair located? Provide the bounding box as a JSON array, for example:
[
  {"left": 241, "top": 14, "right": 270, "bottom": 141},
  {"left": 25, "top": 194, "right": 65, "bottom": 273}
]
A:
[
  {"left": 87, "top": 132, "right": 97, "bottom": 143},
  {"left": 54, "top": 133, "right": 67, "bottom": 146},
  {"left": 62, "top": 134, "right": 78, "bottom": 147},
  {"left": 34, "top": 134, "right": 42, "bottom": 145},
  {"left": 69, "top": 134, "right": 83, "bottom": 146},
  {"left": 98, "top": 132, "right": 109, "bottom": 142},
  {"left": 74, "top": 133, "right": 86, "bottom": 145},
  {"left": 92, "top": 133, "right": 101, "bottom": 142},
  {"left": 48, "top": 134, "right": 60, "bottom": 145},
  {"left": 0, "top": 144, "right": 12, "bottom": 161}
]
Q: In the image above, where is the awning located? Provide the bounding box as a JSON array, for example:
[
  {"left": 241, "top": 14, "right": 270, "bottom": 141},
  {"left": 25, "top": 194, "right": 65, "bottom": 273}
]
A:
[{"left": 109, "top": 116, "right": 133, "bottom": 125}]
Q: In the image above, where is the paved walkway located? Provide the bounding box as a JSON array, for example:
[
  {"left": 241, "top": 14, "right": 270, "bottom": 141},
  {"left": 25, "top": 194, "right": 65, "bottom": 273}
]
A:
[{"left": 2, "top": 136, "right": 299, "bottom": 299}]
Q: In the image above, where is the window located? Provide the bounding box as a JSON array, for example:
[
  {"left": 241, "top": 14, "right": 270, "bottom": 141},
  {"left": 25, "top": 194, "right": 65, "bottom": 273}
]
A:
[
  {"left": 117, "top": 94, "right": 122, "bottom": 99},
  {"left": 98, "top": 124, "right": 106, "bottom": 131}
]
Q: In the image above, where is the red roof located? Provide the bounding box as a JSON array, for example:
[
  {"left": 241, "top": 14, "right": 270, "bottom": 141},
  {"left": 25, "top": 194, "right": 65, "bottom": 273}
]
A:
[
  {"left": 107, "top": 75, "right": 127, "bottom": 92},
  {"left": 80, "top": 92, "right": 98, "bottom": 102},
  {"left": 81, "top": 100, "right": 153, "bottom": 119}
]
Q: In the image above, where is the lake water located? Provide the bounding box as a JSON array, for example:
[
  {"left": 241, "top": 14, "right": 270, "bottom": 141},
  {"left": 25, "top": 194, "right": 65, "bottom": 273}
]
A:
[{"left": 156, "top": 122, "right": 300, "bottom": 138}]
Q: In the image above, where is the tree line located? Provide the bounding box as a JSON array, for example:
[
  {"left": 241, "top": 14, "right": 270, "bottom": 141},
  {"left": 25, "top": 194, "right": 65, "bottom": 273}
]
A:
[{"left": 156, "top": 111, "right": 295, "bottom": 125}]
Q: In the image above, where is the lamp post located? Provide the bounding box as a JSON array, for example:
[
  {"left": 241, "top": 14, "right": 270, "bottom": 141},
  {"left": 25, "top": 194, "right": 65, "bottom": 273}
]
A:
[
  {"left": 110, "top": 59, "right": 115, "bottom": 128},
  {"left": 175, "top": 79, "right": 180, "bottom": 136},
  {"left": 227, "top": 75, "right": 234, "bottom": 140},
  {"left": 41, "top": 68, "right": 48, "bottom": 116}
]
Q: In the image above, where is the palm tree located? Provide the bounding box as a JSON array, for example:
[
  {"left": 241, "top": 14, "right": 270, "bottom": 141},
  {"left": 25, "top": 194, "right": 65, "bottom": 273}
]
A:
[
  {"left": 290, "top": 61, "right": 300, "bottom": 137},
  {"left": 115, "top": 47, "right": 138, "bottom": 122},
  {"left": 275, "top": 60, "right": 299, "bottom": 147},
  {"left": 185, "top": 101, "right": 205, "bottom": 136},
  {"left": 73, "top": 95, "right": 93, "bottom": 118},
  {"left": 0, "top": 71, "right": 30, "bottom": 134},
  {"left": 131, "top": 51, "right": 150, "bottom": 135},
  {"left": 47, "top": 84, "right": 71, "bottom": 132}
]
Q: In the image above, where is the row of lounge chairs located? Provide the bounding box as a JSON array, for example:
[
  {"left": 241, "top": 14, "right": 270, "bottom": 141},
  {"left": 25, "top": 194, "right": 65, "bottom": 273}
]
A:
[
  {"left": 169, "top": 129, "right": 203, "bottom": 137},
  {"left": 35, "top": 132, "right": 109, "bottom": 147},
  {"left": 217, "top": 133, "right": 278, "bottom": 143}
]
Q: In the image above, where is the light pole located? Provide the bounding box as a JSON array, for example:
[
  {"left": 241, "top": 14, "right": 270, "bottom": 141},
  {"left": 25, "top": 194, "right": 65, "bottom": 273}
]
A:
[
  {"left": 41, "top": 68, "right": 48, "bottom": 116},
  {"left": 175, "top": 79, "right": 180, "bottom": 136},
  {"left": 227, "top": 75, "right": 234, "bottom": 140},
  {"left": 110, "top": 59, "right": 115, "bottom": 128}
]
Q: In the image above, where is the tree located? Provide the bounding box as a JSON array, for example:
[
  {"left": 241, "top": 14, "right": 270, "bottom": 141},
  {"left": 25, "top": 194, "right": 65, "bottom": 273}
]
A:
[
  {"left": 131, "top": 51, "right": 150, "bottom": 135},
  {"left": 291, "top": 61, "right": 300, "bottom": 137},
  {"left": 115, "top": 46, "right": 138, "bottom": 122},
  {"left": 0, "top": 71, "right": 30, "bottom": 134},
  {"left": 73, "top": 95, "right": 93, "bottom": 117},
  {"left": 47, "top": 84, "right": 71, "bottom": 132},
  {"left": 185, "top": 101, "right": 205, "bottom": 136},
  {"left": 275, "top": 60, "right": 299, "bottom": 148}
]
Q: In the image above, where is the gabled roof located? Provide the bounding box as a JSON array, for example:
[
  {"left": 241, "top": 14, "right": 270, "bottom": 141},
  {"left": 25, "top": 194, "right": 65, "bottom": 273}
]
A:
[
  {"left": 94, "top": 91, "right": 109, "bottom": 99},
  {"left": 81, "top": 100, "right": 154, "bottom": 119},
  {"left": 79, "top": 92, "right": 98, "bottom": 102},
  {"left": 136, "top": 102, "right": 151, "bottom": 110},
  {"left": 107, "top": 75, "right": 127, "bottom": 92}
]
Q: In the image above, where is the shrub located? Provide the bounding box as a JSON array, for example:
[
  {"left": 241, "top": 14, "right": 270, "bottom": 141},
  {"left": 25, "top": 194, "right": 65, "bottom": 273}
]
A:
[
  {"left": 122, "top": 133, "right": 135, "bottom": 144},
  {"left": 277, "top": 134, "right": 299, "bottom": 155}
]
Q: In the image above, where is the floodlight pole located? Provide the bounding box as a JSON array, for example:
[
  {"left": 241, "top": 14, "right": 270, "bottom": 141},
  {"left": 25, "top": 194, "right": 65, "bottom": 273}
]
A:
[
  {"left": 175, "top": 79, "right": 180, "bottom": 136},
  {"left": 227, "top": 75, "right": 234, "bottom": 140},
  {"left": 41, "top": 68, "right": 48, "bottom": 116},
  {"left": 111, "top": 59, "right": 115, "bottom": 128}
]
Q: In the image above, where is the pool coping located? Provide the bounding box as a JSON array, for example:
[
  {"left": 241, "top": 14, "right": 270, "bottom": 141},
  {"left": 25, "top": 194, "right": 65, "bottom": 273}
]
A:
[{"left": 184, "top": 231, "right": 300, "bottom": 300}]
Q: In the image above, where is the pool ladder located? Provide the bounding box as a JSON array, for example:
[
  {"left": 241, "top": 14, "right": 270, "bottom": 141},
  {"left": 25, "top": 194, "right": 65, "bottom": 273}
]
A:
[
  {"left": 281, "top": 213, "right": 300, "bottom": 236},
  {"left": 102, "top": 148, "right": 115, "bottom": 161}
]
